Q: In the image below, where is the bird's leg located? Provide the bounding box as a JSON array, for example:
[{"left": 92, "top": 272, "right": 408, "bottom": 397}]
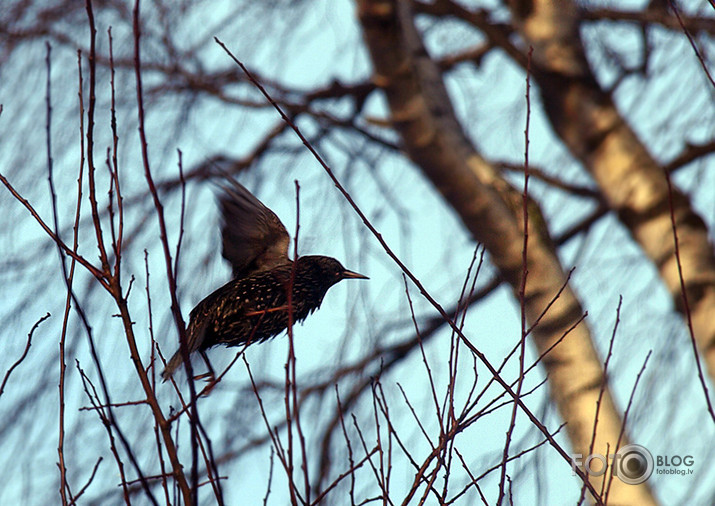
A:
[{"left": 193, "top": 350, "right": 216, "bottom": 384}]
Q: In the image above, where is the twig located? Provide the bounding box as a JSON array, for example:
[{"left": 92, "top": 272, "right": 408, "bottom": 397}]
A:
[
  {"left": 76, "top": 362, "right": 131, "bottom": 504},
  {"left": 69, "top": 457, "right": 103, "bottom": 505},
  {"left": 145, "top": 251, "right": 171, "bottom": 504},
  {"left": 440, "top": 245, "right": 485, "bottom": 499},
  {"left": 283, "top": 180, "right": 300, "bottom": 505},
  {"left": 51, "top": 36, "right": 73, "bottom": 505},
  {"left": 263, "top": 447, "right": 275, "bottom": 506},
  {"left": 395, "top": 383, "right": 434, "bottom": 451},
  {"left": 401, "top": 275, "right": 442, "bottom": 432},
  {"left": 244, "top": 356, "right": 305, "bottom": 504},
  {"left": 351, "top": 413, "right": 390, "bottom": 504},
  {"left": 498, "top": 44, "right": 533, "bottom": 505},
  {"left": 0, "top": 313, "right": 49, "bottom": 397},
  {"left": 107, "top": 26, "right": 123, "bottom": 275},
  {"left": 83, "top": 0, "right": 111, "bottom": 277},
  {"left": 0, "top": 173, "right": 107, "bottom": 286},
  {"left": 173, "top": 150, "right": 187, "bottom": 283},
  {"left": 664, "top": 168, "right": 715, "bottom": 421},
  {"left": 132, "top": 1, "right": 195, "bottom": 502},
  {"left": 450, "top": 424, "right": 566, "bottom": 504},
  {"left": 578, "top": 296, "right": 622, "bottom": 505},
  {"left": 450, "top": 448, "right": 489, "bottom": 505},
  {"left": 310, "top": 446, "right": 379, "bottom": 505},
  {"left": 667, "top": 0, "right": 715, "bottom": 90},
  {"left": 603, "top": 351, "right": 652, "bottom": 504},
  {"left": 334, "top": 386, "right": 357, "bottom": 505}
]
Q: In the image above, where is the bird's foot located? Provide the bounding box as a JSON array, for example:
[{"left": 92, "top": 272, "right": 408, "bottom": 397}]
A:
[
  {"left": 193, "top": 371, "right": 215, "bottom": 382},
  {"left": 194, "top": 373, "right": 218, "bottom": 396}
]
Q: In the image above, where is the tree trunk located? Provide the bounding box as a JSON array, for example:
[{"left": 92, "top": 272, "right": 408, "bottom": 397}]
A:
[
  {"left": 508, "top": 0, "right": 715, "bottom": 383},
  {"left": 357, "top": 1, "right": 656, "bottom": 504}
]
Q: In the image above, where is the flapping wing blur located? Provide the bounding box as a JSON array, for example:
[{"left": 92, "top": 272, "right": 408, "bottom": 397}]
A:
[{"left": 219, "top": 180, "right": 290, "bottom": 279}]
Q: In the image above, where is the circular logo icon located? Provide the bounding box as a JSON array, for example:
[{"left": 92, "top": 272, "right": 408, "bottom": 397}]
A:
[{"left": 614, "top": 444, "right": 654, "bottom": 485}]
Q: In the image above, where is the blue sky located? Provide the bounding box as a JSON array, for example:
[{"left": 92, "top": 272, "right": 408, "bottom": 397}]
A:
[{"left": 0, "top": 0, "right": 714, "bottom": 504}]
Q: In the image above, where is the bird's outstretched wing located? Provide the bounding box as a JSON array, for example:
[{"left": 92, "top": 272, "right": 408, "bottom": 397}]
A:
[{"left": 219, "top": 180, "right": 290, "bottom": 279}]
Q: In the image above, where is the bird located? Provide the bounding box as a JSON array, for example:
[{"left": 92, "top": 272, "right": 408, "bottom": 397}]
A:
[{"left": 161, "top": 180, "right": 367, "bottom": 381}]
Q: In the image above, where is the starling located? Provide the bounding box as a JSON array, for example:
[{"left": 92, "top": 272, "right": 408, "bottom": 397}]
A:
[{"left": 161, "top": 181, "right": 367, "bottom": 380}]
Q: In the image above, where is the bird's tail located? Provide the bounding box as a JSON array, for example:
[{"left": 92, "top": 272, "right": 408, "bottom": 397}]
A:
[
  {"left": 161, "top": 316, "right": 211, "bottom": 382},
  {"left": 161, "top": 350, "right": 187, "bottom": 382}
]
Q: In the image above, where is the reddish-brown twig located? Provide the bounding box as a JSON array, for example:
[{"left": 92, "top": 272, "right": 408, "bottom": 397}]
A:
[
  {"left": 603, "top": 351, "right": 652, "bottom": 504},
  {"left": 282, "top": 180, "right": 302, "bottom": 505},
  {"left": 0, "top": 313, "right": 49, "bottom": 398},
  {"left": 131, "top": 1, "right": 193, "bottom": 501},
  {"left": 244, "top": 356, "right": 306, "bottom": 505},
  {"left": 578, "top": 296, "right": 622, "bottom": 505},
  {"left": 76, "top": 361, "right": 131, "bottom": 504},
  {"left": 664, "top": 168, "right": 715, "bottom": 421},
  {"left": 498, "top": 45, "right": 533, "bottom": 505}
]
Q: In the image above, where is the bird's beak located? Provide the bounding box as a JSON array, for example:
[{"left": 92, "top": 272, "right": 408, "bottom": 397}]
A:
[{"left": 342, "top": 269, "right": 369, "bottom": 280}]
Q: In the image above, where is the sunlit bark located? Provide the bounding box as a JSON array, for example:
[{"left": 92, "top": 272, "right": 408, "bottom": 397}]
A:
[{"left": 358, "top": 1, "right": 656, "bottom": 503}]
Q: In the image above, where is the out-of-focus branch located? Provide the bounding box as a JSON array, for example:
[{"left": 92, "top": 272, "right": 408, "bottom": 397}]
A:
[
  {"left": 582, "top": 6, "right": 715, "bottom": 36},
  {"left": 664, "top": 140, "right": 715, "bottom": 173}
]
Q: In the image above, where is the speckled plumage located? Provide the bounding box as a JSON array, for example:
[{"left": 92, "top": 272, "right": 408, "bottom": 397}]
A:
[{"left": 161, "top": 181, "right": 367, "bottom": 381}]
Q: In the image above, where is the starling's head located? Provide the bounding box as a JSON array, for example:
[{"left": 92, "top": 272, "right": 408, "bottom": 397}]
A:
[{"left": 297, "top": 255, "right": 368, "bottom": 290}]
